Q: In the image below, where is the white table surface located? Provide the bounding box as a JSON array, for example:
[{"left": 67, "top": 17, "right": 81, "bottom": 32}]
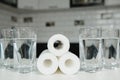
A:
[{"left": 0, "top": 68, "right": 120, "bottom": 80}]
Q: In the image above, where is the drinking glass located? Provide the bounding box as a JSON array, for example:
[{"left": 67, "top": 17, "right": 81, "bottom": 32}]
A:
[
  {"left": 2, "top": 27, "right": 37, "bottom": 73},
  {"left": 79, "top": 27, "right": 103, "bottom": 72},
  {"left": 0, "top": 31, "right": 4, "bottom": 69},
  {"left": 102, "top": 28, "right": 119, "bottom": 69}
]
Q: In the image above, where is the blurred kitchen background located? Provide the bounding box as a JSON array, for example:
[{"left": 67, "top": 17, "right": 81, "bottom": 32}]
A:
[{"left": 0, "top": 0, "right": 120, "bottom": 57}]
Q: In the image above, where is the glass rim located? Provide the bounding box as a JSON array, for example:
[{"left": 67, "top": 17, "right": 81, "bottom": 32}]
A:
[
  {"left": 3, "top": 37, "right": 37, "bottom": 40},
  {"left": 1, "top": 27, "right": 37, "bottom": 39},
  {"left": 79, "top": 26, "right": 120, "bottom": 30},
  {"left": 79, "top": 27, "right": 101, "bottom": 38},
  {"left": 79, "top": 26, "right": 100, "bottom": 29}
]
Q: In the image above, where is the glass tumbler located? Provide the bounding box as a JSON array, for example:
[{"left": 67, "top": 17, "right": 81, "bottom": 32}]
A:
[
  {"left": 102, "top": 28, "right": 119, "bottom": 69},
  {"left": 79, "top": 27, "right": 103, "bottom": 72},
  {"left": 2, "top": 27, "right": 37, "bottom": 73},
  {"left": 0, "top": 31, "right": 4, "bottom": 69}
]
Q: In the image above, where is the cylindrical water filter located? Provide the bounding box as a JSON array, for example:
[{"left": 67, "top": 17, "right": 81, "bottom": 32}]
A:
[
  {"left": 59, "top": 52, "right": 80, "bottom": 75},
  {"left": 37, "top": 50, "right": 58, "bottom": 75},
  {"left": 47, "top": 34, "right": 70, "bottom": 57}
]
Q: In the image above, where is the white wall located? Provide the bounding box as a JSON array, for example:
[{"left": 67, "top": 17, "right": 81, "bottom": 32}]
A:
[
  {"left": 18, "top": 7, "right": 120, "bottom": 43},
  {"left": 1, "top": 6, "right": 120, "bottom": 43},
  {"left": 0, "top": 9, "right": 18, "bottom": 28}
]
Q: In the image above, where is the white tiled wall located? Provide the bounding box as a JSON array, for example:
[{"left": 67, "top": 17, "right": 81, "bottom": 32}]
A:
[
  {"left": 1, "top": 7, "right": 120, "bottom": 43},
  {"left": 17, "top": 8, "right": 120, "bottom": 43},
  {"left": 0, "top": 9, "right": 18, "bottom": 28}
]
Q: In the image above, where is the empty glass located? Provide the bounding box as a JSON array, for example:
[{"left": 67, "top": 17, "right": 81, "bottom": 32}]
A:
[
  {"left": 2, "top": 27, "right": 37, "bottom": 73},
  {"left": 102, "top": 28, "right": 119, "bottom": 69},
  {"left": 79, "top": 27, "right": 103, "bottom": 72}
]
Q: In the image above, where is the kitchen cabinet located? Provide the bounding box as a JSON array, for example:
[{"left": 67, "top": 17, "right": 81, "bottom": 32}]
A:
[
  {"left": 105, "top": 0, "right": 120, "bottom": 6},
  {"left": 18, "top": 0, "right": 39, "bottom": 9},
  {"left": 18, "top": 0, "right": 69, "bottom": 10},
  {"left": 38, "top": 0, "right": 70, "bottom": 10},
  {"left": 3, "top": 0, "right": 120, "bottom": 11},
  {"left": 17, "top": 0, "right": 120, "bottom": 11}
]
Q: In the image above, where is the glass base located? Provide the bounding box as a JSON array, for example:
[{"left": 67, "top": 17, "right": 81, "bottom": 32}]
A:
[
  {"left": 80, "top": 65, "right": 102, "bottom": 73},
  {"left": 0, "top": 64, "right": 4, "bottom": 69},
  {"left": 4, "top": 64, "right": 18, "bottom": 71},
  {"left": 104, "top": 63, "right": 119, "bottom": 70},
  {"left": 81, "top": 68, "right": 102, "bottom": 73},
  {"left": 17, "top": 66, "right": 34, "bottom": 73}
]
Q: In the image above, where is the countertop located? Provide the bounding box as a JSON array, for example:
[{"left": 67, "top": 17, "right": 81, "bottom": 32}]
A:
[{"left": 0, "top": 68, "right": 120, "bottom": 80}]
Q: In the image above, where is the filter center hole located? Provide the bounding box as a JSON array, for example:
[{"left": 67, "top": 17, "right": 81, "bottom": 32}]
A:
[
  {"left": 54, "top": 40, "right": 63, "bottom": 49},
  {"left": 65, "top": 59, "right": 74, "bottom": 68},
  {"left": 44, "top": 59, "right": 52, "bottom": 67}
]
